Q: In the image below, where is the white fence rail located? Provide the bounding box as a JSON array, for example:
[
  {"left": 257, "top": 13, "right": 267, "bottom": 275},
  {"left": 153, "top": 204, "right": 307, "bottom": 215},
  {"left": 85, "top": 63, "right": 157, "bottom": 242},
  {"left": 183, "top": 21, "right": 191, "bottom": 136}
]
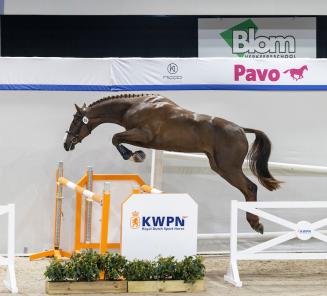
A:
[
  {"left": 151, "top": 151, "right": 327, "bottom": 188},
  {"left": 0, "top": 204, "right": 18, "bottom": 293},
  {"left": 150, "top": 150, "right": 327, "bottom": 244},
  {"left": 224, "top": 200, "right": 327, "bottom": 287}
]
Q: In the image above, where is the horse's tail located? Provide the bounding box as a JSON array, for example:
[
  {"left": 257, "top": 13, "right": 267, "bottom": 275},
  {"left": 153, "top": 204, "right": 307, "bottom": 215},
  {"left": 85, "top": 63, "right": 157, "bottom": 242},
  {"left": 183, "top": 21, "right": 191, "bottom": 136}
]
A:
[
  {"left": 283, "top": 69, "right": 290, "bottom": 74},
  {"left": 243, "top": 128, "right": 282, "bottom": 191}
]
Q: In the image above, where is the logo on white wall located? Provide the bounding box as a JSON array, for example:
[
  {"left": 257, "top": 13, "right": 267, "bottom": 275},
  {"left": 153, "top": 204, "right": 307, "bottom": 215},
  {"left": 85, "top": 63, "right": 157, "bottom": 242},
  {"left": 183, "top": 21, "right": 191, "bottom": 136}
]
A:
[
  {"left": 221, "top": 19, "right": 296, "bottom": 58},
  {"left": 163, "top": 63, "right": 183, "bottom": 80},
  {"left": 167, "top": 63, "right": 179, "bottom": 74},
  {"left": 234, "top": 64, "right": 309, "bottom": 82},
  {"left": 129, "top": 211, "right": 187, "bottom": 231},
  {"left": 283, "top": 65, "right": 308, "bottom": 81}
]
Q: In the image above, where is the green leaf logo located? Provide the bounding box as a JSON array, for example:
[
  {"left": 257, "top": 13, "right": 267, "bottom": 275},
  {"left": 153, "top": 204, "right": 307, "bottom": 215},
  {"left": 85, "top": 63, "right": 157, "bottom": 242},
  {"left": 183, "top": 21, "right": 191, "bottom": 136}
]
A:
[{"left": 220, "top": 19, "right": 258, "bottom": 57}]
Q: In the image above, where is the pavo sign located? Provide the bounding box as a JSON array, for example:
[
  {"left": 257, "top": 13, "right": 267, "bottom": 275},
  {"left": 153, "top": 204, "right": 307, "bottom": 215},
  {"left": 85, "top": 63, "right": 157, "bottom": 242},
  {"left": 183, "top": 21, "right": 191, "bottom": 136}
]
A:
[{"left": 198, "top": 17, "right": 316, "bottom": 58}]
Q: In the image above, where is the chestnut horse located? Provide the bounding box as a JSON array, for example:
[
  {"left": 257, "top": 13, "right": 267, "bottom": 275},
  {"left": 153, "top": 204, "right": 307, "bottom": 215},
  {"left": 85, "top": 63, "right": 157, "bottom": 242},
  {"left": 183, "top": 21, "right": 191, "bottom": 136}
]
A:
[{"left": 64, "top": 94, "right": 281, "bottom": 233}]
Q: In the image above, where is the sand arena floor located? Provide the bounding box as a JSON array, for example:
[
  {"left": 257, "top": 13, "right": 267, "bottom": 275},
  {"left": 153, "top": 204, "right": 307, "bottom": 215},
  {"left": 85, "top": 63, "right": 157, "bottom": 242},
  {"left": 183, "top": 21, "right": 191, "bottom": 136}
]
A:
[{"left": 0, "top": 256, "right": 326, "bottom": 295}]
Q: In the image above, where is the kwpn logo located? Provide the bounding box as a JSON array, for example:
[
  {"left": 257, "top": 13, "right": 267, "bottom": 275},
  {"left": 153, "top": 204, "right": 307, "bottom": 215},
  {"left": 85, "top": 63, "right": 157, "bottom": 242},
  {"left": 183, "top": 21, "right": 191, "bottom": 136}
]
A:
[
  {"left": 130, "top": 211, "right": 140, "bottom": 229},
  {"left": 220, "top": 18, "right": 296, "bottom": 57}
]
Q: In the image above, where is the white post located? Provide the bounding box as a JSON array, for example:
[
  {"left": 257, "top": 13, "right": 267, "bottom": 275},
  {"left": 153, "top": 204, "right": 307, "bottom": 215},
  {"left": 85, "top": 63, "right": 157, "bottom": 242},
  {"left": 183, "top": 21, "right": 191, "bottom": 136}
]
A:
[
  {"left": 150, "top": 150, "right": 164, "bottom": 189},
  {"left": 224, "top": 200, "right": 242, "bottom": 287},
  {"left": 3, "top": 204, "right": 18, "bottom": 293}
]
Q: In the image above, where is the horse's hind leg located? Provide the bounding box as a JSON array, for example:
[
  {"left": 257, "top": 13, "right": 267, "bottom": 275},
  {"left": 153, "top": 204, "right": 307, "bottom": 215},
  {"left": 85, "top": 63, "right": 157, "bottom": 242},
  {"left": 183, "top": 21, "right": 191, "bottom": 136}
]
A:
[
  {"left": 112, "top": 128, "right": 151, "bottom": 162},
  {"left": 206, "top": 151, "right": 263, "bottom": 234}
]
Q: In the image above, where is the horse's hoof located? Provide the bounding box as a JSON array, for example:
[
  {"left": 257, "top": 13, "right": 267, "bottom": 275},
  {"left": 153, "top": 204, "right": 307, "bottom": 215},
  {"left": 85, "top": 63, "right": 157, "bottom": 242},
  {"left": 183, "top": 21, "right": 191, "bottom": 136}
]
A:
[
  {"left": 132, "top": 151, "right": 146, "bottom": 162},
  {"left": 122, "top": 151, "right": 132, "bottom": 160},
  {"left": 254, "top": 223, "right": 264, "bottom": 235}
]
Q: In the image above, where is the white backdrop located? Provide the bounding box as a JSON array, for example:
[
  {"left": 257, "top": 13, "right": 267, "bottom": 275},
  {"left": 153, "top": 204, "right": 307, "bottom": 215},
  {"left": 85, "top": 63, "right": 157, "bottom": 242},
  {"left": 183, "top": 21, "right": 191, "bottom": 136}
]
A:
[
  {"left": 0, "top": 58, "right": 326, "bottom": 254},
  {"left": 4, "top": 0, "right": 327, "bottom": 15}
]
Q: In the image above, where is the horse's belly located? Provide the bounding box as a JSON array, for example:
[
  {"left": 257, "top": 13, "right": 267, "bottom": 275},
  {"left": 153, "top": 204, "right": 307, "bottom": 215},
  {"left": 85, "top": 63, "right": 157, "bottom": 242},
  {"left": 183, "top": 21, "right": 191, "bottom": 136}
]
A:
[{"left": 150, "top": 128, "right": 207, "bottom": 153}]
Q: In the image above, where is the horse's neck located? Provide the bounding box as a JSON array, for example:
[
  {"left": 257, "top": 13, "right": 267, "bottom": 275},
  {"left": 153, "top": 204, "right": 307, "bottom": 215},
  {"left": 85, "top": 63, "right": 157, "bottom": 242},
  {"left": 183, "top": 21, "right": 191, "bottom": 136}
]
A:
[{"left": 89, "top": 99, "right": 132, "bottom": 126}]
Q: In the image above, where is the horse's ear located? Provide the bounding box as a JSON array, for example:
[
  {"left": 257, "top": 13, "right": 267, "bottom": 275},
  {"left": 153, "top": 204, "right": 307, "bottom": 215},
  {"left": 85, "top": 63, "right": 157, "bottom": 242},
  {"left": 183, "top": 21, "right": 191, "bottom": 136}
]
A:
[
  {"left": 82, "top": 103, "right": 87, "bottom": 110},
  {"left": 74, "top": 104, "right": 83, "bottom": 114}
]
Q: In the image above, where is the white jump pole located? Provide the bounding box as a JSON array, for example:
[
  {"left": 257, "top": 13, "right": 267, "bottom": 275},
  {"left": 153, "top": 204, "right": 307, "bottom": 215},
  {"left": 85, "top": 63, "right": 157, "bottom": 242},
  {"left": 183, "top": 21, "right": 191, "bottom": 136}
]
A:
[
  {"left": 150, "top": 149, "right": 327, "bottom": 243},
  {"left": 0, "top": 204, "right": 18, "bottom": 293},
  {"left": 161, "top": 151, "right": 327, "bottom": 175}
]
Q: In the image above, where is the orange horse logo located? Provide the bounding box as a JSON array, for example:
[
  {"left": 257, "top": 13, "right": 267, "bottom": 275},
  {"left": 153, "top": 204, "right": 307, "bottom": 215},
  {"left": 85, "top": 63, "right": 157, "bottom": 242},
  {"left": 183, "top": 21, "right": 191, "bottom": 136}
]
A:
[
  {"left": 130, "top": 211, "right": 140, "bottom": 229},
  {"left": 283, "top": 65, "right": 308, "bottom": 81}
]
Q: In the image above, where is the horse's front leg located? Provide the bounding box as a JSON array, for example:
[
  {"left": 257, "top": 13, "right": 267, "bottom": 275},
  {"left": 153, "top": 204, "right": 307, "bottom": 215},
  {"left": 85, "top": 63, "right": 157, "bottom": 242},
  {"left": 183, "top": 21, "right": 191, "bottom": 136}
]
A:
[{"left": 112, "top": 128, "right": 152, "bottom": 162}]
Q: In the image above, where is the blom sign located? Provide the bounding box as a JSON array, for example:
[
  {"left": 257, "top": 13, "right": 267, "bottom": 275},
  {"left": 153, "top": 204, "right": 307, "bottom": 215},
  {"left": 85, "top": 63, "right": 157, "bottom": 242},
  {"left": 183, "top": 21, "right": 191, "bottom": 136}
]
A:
[
  {"left": 121, "top": 194, "right": 198, "bottom": 260},
  {"left": 198, "top": 17, "right": 316, "bottom": 58}
]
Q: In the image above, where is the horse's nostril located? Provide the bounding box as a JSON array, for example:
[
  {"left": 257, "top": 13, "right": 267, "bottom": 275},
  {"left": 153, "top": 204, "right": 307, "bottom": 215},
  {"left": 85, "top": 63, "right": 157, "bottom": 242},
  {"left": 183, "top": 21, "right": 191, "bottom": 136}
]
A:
[{"left": 63, "top": 143, "right": 69, "bottom": 151}]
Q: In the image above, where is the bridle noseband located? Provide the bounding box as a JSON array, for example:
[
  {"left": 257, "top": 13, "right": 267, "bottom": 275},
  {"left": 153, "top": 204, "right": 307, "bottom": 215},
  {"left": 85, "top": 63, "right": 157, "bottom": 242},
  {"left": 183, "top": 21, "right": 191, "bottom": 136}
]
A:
[{"left": 66, "top": 114, "right": 92, "bottom": 144}]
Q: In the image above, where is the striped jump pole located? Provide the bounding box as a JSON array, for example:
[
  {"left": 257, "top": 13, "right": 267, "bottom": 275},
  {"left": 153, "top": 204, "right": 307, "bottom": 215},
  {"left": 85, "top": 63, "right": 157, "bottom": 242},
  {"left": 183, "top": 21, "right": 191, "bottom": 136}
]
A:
[
  {"left": 58, "top": 177, "right": 102, "bottom": 203},
  {"left": 141, "top": 184, "right": 163, "bottom": 194},
  {"left": 84, "top": 166, "right": 94, "bottom": 243},
  {"left": 54, "top": 161, "right": 64, "bottom": 251}
]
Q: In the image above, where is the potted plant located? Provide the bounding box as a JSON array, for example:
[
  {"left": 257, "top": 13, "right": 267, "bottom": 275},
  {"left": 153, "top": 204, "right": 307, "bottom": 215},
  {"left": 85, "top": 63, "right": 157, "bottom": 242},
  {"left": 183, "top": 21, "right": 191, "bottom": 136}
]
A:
[
  {"left": 126, "top": 256, "right": 205, "bottom": 293},
  {"left": 45, "top": 250, "right": 127, "bottom": 294},
  {"left": 45, "top": 250, "right": 205, "bottom": 294}
]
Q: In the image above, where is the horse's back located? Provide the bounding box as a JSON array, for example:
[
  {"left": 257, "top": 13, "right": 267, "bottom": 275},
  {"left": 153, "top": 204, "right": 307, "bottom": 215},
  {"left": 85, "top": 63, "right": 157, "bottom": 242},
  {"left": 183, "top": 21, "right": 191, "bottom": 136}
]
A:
[{"left": 143, "top": 94, "right": 178, "bottom": 106}]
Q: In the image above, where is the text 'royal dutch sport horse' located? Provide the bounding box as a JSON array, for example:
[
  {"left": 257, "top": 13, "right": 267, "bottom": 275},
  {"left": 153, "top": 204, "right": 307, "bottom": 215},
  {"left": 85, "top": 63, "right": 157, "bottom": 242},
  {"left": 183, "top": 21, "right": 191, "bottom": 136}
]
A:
[{"left": 64, "top": 94, "right": 282, "bottom": 233}]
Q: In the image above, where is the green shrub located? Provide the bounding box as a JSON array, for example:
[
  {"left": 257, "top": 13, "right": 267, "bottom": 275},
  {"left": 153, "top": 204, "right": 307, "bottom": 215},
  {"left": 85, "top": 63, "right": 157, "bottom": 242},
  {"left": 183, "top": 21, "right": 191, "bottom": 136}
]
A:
[
  {"left": 101, "top": 252, "right": 128, "bottom": 280},
  {"left": 155, "top": 256, "right": 180, "bottom": 281},
  {"left": 44, "top": 259, "right": 67, "bottom": 282},
  {"left": 44, "top": 251, "right": 206, "bottom": 283},
  {"left": 67, "top": 249, "right": 101, "bottom": 281},
  {"left": 124, "top": 259, "right": 156, "bottom": 281},
  {"left": 178, "top": 256, "right": 205, "bottom": 283}
]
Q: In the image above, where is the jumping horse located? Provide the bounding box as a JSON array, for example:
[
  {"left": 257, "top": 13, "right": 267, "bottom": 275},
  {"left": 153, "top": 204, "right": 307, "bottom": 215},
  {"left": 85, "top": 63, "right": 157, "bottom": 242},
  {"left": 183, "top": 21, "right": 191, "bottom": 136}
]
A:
[{"left": 64, "top": 94, "right": 281, "bottom": 234}]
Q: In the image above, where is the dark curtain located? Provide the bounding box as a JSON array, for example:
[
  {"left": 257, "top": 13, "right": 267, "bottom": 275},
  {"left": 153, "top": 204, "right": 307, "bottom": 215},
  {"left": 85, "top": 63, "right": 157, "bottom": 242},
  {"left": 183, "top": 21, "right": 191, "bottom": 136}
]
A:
[
  {"left": 1, "top": 15, "right": 326, "bottom": 58},
  {"left": 1, "top": 15, "right": 198, "bottom": 58}
]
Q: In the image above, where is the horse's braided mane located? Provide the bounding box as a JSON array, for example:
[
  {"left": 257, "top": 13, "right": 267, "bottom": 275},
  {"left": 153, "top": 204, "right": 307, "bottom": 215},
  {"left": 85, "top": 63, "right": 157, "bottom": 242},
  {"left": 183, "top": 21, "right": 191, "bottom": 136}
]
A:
[{"left": 88, "top": 93, "right": 151, "bottom": 108}]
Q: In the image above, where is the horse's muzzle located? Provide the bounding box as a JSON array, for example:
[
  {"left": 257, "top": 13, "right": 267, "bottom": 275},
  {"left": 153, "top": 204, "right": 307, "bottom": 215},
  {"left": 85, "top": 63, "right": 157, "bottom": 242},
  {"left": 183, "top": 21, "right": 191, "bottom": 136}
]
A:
[{"left": 63, "top": 142, "right": 75, "bottom": 151}]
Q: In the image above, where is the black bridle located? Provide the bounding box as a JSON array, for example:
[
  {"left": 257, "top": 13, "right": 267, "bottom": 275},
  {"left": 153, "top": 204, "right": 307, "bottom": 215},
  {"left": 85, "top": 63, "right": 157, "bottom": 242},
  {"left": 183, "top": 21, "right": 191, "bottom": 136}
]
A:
[{"left": 66, "top": 114, "right": 92, "bottom": 144}]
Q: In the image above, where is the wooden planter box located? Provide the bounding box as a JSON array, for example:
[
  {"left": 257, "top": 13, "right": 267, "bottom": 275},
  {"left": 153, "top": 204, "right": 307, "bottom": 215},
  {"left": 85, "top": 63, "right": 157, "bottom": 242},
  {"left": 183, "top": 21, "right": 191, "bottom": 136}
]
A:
[
  {"left": 46, "top": 280, "right": 127, "bottom": 294},
  {"left": 127, "top": 279, "right": 205, "bottom": 293}
]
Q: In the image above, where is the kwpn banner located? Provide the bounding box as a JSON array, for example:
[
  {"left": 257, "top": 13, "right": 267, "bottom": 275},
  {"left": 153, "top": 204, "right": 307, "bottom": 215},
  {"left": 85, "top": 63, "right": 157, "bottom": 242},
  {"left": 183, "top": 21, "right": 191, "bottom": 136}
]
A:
[{"left": 111, "top": 58, "right": 327, "bottom": 91}]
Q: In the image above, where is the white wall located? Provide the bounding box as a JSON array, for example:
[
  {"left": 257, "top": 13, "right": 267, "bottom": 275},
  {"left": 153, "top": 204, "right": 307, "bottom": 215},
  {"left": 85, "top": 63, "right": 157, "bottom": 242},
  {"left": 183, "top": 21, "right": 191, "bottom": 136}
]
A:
[
  {"left": 4, "top": 0, "right": 327, "bottom": 15},
  {"left": 0, "top": 89, "right": 327, "bottom": 254}
]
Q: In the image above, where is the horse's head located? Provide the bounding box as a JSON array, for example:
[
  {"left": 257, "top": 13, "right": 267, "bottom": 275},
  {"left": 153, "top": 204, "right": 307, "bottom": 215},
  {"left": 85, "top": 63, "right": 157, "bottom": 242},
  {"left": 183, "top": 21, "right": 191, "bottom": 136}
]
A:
[
  {"left": 63, "top": 103, "right": 92, "bottom": 151},
  {"left": 303, "top": 65, "right": 308, "bottom": 71}
]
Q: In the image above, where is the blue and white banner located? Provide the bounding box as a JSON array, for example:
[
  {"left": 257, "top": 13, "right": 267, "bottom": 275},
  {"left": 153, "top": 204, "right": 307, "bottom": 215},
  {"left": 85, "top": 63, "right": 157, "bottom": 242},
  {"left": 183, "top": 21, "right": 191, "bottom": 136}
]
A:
[
  {"left": 111, "top": 58, "right": 327, "bottom": 91},
  {"left": 0, "top": 57, "right": 326, "bottom": 91},
  {"left": 0, "top": 57, "right": 113, "bottom": 91}
]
